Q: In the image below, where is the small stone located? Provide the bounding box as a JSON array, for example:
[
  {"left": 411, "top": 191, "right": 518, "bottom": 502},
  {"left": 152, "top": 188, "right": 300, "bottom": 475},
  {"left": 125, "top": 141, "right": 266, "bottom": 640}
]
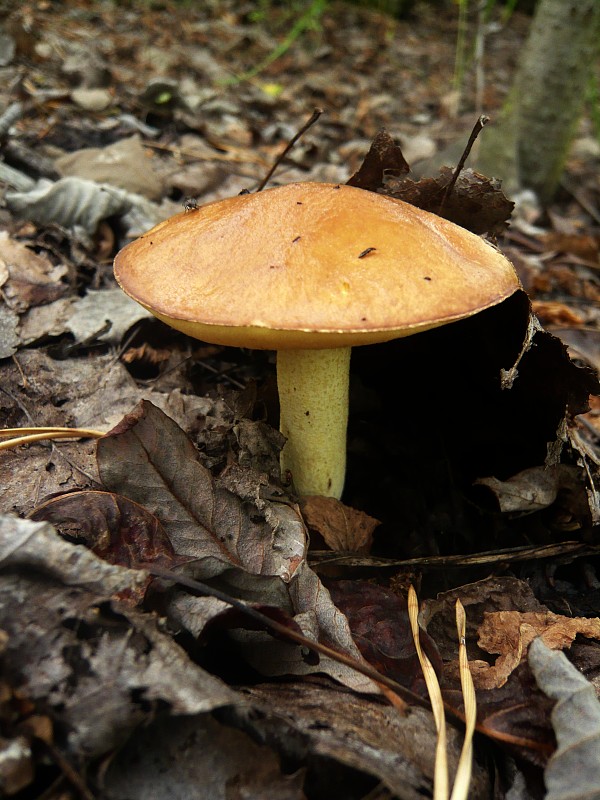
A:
[{"left": 70, "top": 88, "right": 113, "bottom": 112}]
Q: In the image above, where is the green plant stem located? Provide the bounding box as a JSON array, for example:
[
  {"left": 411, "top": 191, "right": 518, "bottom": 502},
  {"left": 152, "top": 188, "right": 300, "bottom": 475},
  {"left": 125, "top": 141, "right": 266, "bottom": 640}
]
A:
[{"left": 226, "top": 0, "right": 327, "bottom": 85}]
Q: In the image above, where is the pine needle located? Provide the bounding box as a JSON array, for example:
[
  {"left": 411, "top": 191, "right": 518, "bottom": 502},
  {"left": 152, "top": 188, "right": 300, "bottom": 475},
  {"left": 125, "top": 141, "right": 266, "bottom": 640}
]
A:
[
  {"left": 408, "top": 585, "right": 448, "bottom": 800},
  {"left": 450, "top": 599, "right": 477, "bottom": 800},
  {"left": 0, "top": 427, "right": 105, "bottom": 451}
]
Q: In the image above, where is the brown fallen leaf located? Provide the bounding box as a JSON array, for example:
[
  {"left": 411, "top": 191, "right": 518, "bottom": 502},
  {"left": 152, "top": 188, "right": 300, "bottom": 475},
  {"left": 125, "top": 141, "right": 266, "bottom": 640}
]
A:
[
  {"left": 299, "top": 495, "right": 379, "bottom": 553},
  {"left": 97, "top": 400, "right": 306, "bottom": 581},
  {"left": 423, "top": 575, "right": 598, "bottom": 762},
  {"left": 542, "top": 232, "right": 599, "bottom": 263}
]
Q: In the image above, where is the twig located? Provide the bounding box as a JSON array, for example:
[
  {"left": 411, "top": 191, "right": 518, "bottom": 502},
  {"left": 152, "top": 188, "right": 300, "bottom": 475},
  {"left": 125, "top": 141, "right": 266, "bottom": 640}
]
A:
[
  {"left": 38, "top": 740, "right": 96, "bottom": 800},
  {"left": 439, "top": 115, "right": 490, "bottom": 213},
  {"left": 256, "top": 108, "right": 323, "bottom": 192},
  {"left": 560, "top": 177, "right": 600, "bottom": 226},
  {"left": 146, "top": 564, "right": 429, "bottom": 710}
]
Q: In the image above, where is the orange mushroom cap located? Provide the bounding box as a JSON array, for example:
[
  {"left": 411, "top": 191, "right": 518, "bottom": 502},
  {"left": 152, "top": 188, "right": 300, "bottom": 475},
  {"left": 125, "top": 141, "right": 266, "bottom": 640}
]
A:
[{"left": 113, "top": 182, "right": 520, "bottom": 350}]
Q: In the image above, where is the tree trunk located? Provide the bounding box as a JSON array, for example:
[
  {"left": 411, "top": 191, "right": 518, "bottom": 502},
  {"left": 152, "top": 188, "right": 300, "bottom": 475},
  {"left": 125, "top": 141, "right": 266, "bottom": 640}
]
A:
[{"left": 478, "top": 0, "right": 600, "bottom": 204}]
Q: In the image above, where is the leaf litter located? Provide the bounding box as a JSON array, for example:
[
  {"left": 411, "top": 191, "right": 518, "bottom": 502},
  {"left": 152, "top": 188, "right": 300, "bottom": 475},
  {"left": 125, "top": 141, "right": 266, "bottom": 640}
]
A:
[{"left": 0, "top": 1, "right": 600, "bottom": 797}]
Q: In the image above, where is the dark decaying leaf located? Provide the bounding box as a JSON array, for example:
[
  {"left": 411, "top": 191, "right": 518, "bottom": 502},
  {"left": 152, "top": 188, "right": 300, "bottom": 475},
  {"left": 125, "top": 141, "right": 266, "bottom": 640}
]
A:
[
  {"left": 97, "top": 400, "right": 306, "bottom": 581},
  {"left": 443, "top": 662, "right": 555, "bottom": 766},
  {"left": 347, "top": 131, "right": 514, "bottom": 235},
  {"left": 165, "top": 561, "right": 380, "bottom": 694},
  {"left": 0, "top": 516, "right": 237, "bottom": 758},
  {"left": 29, "top": 490, "right": 178, "bottom": 573},
  {"left": 346, "top": 128, "right": 409, "bottom": 190},
  {"left": 326, "top": 580, "right": 439, "bottom": 697}
]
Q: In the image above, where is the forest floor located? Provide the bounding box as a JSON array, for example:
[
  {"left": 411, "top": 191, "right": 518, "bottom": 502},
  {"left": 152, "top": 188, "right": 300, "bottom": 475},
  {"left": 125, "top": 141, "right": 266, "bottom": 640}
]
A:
[{"left": 1, "top": 2, "right": 600, "bottom": 799}]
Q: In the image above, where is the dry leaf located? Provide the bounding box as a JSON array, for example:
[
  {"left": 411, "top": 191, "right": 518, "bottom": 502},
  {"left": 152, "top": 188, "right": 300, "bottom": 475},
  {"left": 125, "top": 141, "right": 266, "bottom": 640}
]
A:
[
  {"left": 97, "top": 400, "right": 306, "bottom": 581},
  {"left": 346, "top": 128, "right": 409, "bottom": 190},
  {"left": 300, "top": 495, "right": 380, "bottom": 553},
  {"left": 470, "top": 610, "right": 600, "bottom": 690}
]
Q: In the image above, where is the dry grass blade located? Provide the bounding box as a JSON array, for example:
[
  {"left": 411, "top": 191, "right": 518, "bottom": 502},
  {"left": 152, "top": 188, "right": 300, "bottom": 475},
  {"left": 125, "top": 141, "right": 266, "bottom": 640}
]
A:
[
  {"left": 408, "top": 585, "right": 448, "bottom": 800},
  {"left": 450, "top": 599, "right": 477, "bottom": 800},
  {"left": 0, "top": 427, "right": 105, "bottom": 451}
]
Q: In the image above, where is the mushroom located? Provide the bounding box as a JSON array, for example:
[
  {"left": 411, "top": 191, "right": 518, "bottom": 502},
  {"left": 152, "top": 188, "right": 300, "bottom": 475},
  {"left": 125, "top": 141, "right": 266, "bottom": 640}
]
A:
[{"left": 113, "top": 182, "right": 520, "bottom": 499}]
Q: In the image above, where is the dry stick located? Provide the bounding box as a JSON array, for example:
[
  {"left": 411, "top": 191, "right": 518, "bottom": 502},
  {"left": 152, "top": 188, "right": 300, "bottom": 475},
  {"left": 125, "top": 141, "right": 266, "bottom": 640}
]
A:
[
  {"left": 147, "top": 564, "right": 429, "bottom": 711},
  {"left": 255, "top": 107, "right": 324, "bottom": 192},
  {"left": 438, "top": 115, "right": 490, "bottom": 213},
  {"left": 38, "top": 740, "right": 97, "bottom": 800}
]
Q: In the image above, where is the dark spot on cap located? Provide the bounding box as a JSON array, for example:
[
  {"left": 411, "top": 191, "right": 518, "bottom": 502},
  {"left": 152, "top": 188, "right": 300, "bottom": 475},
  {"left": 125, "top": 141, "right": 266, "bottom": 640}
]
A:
[{"left": 358, "top": 247, "right": 376, "bottom": 259}]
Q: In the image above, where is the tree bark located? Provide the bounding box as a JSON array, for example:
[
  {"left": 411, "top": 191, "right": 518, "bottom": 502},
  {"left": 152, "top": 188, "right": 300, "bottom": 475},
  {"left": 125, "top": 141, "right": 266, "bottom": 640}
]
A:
[{"left": 478, "top": 0, "right": 600, "bottom": 204}]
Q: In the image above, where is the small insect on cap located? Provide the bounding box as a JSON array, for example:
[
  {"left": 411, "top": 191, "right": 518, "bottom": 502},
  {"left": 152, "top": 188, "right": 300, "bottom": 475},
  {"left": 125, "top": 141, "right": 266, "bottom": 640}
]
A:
[{"left": 113, "top": 182, "right": 520, "bottom": 349}]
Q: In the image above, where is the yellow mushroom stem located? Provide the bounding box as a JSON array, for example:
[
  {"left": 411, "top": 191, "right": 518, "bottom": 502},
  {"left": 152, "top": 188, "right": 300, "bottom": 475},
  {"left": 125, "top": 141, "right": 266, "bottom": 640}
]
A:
[{"left": 277, "top": 347, "right": 351, "bottom": 499}]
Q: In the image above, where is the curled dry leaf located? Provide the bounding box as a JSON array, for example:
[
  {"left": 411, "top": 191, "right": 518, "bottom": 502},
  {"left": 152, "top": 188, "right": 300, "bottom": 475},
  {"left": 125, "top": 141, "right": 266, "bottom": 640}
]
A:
[
  {"left": 5, "top": 177, "right": 132, "bottom": 235},
  {"left": 299, "top": 495, "right": 380, "bottom": 553},
  {"left": 0, "top": 514, "right": 146, "bottom": 598},
  {"left": 469, "top": 610, "right": 600, "bottom": 691},
  {"left": 474, "top": 464, "right": 583, "bottom": 514},
  {"left": 29, "top": 490, "right": 184, "bottom": 600},
  {"left": 195, "top": 562, "right": 381, "bottom": 694},
  {"left": 346, "top": 128, "right": 409, "bottom": 190},
  {"left": 0, "top": 230, "right": 68, "bottom": 312}
]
